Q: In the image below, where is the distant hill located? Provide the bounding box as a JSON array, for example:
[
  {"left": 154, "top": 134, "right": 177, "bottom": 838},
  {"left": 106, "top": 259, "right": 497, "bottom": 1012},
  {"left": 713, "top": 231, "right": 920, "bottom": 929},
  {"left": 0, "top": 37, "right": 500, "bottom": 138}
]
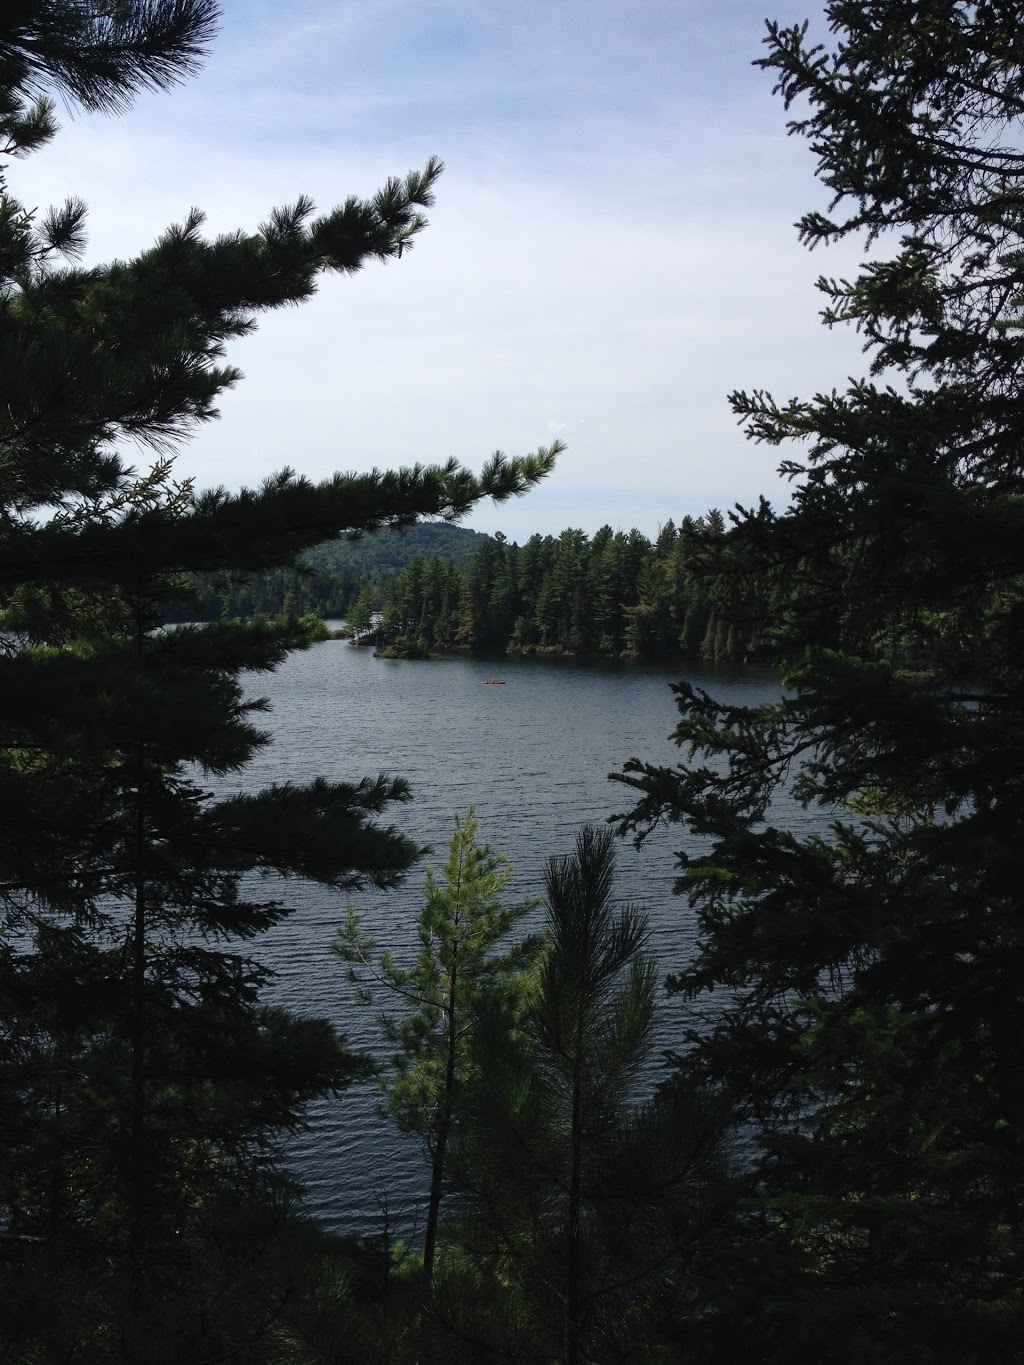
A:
[
  {"left": 301, "top": 522, "right": 493, "bottom": 577},
  {"left": 171, "top": 521, "right": 496, "bottom": 622}
]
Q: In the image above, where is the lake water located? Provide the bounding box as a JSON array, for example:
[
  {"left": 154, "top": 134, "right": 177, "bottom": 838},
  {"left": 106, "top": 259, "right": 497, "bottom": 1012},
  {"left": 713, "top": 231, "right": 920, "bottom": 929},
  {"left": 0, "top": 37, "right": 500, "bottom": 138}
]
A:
[{"left": 223, "top": 634, "right": 812, "bottom": 1237}]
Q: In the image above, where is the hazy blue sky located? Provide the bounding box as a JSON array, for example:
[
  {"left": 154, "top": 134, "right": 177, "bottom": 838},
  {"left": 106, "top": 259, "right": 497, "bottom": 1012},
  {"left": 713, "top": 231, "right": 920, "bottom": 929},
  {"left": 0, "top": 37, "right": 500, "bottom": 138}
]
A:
[{"left": 17, "top": 0, "right": 869, "bottom": 539}]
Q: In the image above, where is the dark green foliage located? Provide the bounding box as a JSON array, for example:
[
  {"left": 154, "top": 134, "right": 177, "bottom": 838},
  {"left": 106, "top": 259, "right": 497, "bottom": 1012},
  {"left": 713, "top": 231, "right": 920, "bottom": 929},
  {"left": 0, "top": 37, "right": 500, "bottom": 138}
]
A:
[
  {"left": 303, "top": 520, "right": 494, "bottom": 577},
  {"left": 0, "top": 3, "right": 558, "bottom": 1354},
  {"left": 1, "top": 1197, "right": 424, "bottom": 1365},
  {"left": 0, "top": 1, "right": 218, "bottom": 117},
  {"left": 369, "top": 512, "right": 770, "bottom": 662},
  {"left": 336, "top": 810, "right": 540, "bottom": 1288},
  {"left": 180, "top": 521, "right": 493, "bottom": 622},
  {"left": 439, "top": 827, "right": 734, "bottom": 1363},
  {"left": 616, "top": 4, "right": 1024, "bottom": 1357}
]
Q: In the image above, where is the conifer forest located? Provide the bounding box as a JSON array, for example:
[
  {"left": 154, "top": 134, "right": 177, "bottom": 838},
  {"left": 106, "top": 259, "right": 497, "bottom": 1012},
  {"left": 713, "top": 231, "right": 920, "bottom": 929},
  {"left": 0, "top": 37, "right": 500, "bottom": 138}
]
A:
[
  {"left": 3, "top": 2, "right": 1024, "bottom": 1361},
  {"left": 199, "top": 510, "right": 766, "bottom": 664}
]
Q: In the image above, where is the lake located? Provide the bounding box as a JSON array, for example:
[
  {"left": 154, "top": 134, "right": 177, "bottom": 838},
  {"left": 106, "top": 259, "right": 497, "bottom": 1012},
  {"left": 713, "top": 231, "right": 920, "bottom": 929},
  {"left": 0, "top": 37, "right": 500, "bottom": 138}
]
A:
[{"left": 223, "top": 634, "right": 809, "bottom": 1237}]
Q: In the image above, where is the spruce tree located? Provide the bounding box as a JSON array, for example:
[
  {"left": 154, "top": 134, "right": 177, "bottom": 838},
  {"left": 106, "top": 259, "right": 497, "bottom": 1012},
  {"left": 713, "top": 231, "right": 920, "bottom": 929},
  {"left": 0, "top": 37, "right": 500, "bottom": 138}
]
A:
[
  {"left": 0, "top": 3, "right": 558, "bottom": 1354},
  {"left": 618, "top": 4, "right": 1024, "bottom": 1357}
]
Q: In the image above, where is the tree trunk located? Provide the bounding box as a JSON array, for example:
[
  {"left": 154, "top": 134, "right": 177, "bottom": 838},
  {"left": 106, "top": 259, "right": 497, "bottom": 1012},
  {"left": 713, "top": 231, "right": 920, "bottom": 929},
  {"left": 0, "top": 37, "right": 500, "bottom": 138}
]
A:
[
  {"left": 424, "top": 966, "right": 458, "bottom": 1285},
  {"left": 129, "top": 698, "right": 150, "bottom": 1300},
  {"left": 565, "top": 1026, "right": 583, "bottom": 1365}
]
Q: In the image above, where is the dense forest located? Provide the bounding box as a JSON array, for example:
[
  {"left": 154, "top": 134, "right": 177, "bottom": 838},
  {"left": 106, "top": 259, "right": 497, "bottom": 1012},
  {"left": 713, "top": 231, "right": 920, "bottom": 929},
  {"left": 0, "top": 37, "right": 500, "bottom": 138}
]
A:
[
  {"left": 364, "top": 510, "right": 770, "bottom": 661},
  {"left": 4, "top": 2, "right": 1024, "bottom": 1362},
  {"left": 201, "top": 510, "right": 773, "bottom": 663}
]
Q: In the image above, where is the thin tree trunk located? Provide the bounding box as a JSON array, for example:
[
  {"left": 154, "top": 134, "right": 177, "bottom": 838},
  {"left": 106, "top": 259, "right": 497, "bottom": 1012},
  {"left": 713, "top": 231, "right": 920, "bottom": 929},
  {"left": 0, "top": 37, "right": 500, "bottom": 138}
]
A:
[
  {"left": 129, "top": 602, "right": 150, "bottom": 1308},
  {"left": 130, "top": 781, "right": 147, "bottom": 1272},
  {"left": 47, "top": 1082, "right": 64, "bottom": 1239},
  {"left": 129, "top": 613, "right": 148, "bottom": 1278},
  {"left": 424, "top": 965, "right": 457, "bottom": 1285},
  {"left": 565, "top": 1025, "right": 583, "bottom": 1365}
]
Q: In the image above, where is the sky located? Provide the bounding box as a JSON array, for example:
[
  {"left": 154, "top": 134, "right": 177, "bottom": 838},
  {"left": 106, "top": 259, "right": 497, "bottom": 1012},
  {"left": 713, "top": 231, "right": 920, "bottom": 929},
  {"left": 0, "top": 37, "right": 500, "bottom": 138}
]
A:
[{"left": 15, "top": 0, "right": 873, "bottom": 541}]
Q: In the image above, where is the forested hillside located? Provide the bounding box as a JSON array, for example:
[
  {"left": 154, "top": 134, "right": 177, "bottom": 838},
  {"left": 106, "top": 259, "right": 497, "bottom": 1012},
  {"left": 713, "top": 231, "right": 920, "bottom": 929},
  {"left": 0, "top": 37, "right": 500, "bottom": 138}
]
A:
[
  {"left": 363, "top": 510, "right": 774, "bottom": 661},
  {"left": 184, "top": 511, "right": 779, "bottom": 665},
  {"left": 174, "top": 520, "right": 491, "bottom": 620}
]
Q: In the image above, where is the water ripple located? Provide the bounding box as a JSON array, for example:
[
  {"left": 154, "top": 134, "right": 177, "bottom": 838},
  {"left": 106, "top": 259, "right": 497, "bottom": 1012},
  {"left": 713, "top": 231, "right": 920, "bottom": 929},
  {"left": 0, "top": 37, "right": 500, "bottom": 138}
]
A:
[{"left": 209, "top": 637, "right": 805, "bottom": 1237}]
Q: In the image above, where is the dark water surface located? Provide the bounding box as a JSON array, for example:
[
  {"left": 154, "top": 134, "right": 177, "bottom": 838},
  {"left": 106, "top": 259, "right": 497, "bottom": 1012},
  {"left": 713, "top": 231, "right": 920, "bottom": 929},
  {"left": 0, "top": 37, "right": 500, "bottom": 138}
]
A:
[{"left": 221, "top": 635, "right": 809, "bottom": 1236}]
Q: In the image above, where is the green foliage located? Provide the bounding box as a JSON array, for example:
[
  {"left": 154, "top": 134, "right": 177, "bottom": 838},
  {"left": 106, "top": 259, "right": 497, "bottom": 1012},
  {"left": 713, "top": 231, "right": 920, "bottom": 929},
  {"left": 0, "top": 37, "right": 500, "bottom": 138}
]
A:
[
  {"left": 303, "top": 520, "right": 495, "bottom": 577},
  {"left": 0, "top": 5, "right": 557, "bottom": 1355},
  {"left": 441, "top": 826, "right": 734, "bottom": 1363},
  {"left": 615, "top": 4, "right": 1024, "bottom": 1357},
  {"left": 370, "top": 513, "right": 771, "bottom": 662},
  {"left": 180, "top": 521, "right": 492, "bottom": 623},
  {"left": 336, "top": 810, "right": 541, "bottom": 1284}
]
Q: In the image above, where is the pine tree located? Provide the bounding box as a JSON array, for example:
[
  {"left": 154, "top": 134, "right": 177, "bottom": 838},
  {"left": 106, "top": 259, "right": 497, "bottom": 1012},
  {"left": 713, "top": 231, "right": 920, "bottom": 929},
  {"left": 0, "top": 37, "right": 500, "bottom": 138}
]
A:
[
  {"left": 336, "top": 809, "right": 540, "bottom": 1288},
  {"left": 0, "top": 4, "right": 558, "bottom": 1353},
  {"left": 444, "top": 826, "right": 732, "bottom": 1363},
  {"left": 617, "top": 4, "right": 1024, "bottom": 1357}
]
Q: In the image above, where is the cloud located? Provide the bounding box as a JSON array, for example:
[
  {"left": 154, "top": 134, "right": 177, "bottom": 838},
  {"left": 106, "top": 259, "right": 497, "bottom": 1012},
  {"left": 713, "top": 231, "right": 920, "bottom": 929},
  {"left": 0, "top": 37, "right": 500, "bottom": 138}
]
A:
[{"left": 10, "top": 0, "right": 875, "bottom": 538}]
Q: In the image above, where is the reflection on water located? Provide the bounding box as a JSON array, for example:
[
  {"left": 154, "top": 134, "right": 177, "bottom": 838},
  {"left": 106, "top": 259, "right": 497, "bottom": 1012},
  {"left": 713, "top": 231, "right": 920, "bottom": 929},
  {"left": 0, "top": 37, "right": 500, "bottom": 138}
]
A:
[{"left": 211, "top": 635, "right": 809, "bottom": 1235}]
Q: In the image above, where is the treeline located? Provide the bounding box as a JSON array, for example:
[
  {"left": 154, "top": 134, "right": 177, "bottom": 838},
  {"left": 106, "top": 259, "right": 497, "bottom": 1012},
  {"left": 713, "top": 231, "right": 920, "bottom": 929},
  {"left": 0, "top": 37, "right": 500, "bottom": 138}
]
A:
[
  {"left": 178, "top": 511, "right": 777, "bottom": 663},
  {"left": 355, "top": 510, "right": 776, "bottom": 661}
]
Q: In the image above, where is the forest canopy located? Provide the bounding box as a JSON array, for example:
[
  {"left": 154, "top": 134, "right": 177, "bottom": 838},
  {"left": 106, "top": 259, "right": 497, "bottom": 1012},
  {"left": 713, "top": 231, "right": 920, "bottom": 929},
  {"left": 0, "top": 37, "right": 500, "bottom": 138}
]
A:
[{"left": 194, "top": 509, "right": 771, "bottom": 664}]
